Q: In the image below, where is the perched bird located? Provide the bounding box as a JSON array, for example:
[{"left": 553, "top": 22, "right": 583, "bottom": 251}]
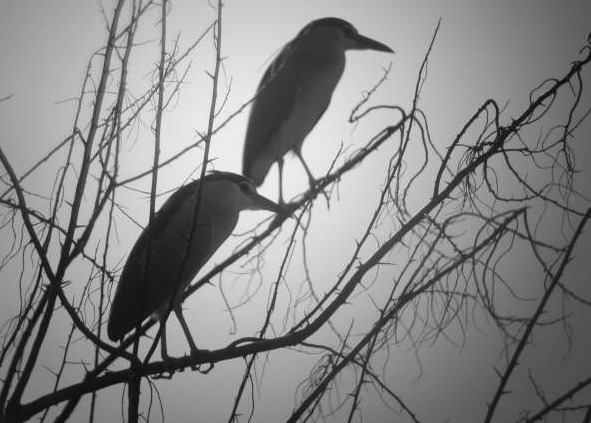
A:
[
  {"left": 242, "top": 17, "right": 393, "bottom": 203},
  {"left": 108, "top": 171, "right": 285, "bottom": 359}
]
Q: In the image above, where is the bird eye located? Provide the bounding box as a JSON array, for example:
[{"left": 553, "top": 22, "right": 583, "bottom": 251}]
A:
[
  {"left": 239, "top": 181, "right": 251, "bottom": 192},
  {"left": 343, "top": 25, "right": 356, "bottom": 37}
]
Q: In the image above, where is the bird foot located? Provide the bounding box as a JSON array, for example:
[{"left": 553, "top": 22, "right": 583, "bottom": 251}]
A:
[
  {"left": 194, "top": 362, "right": 214, "bottom": 374},
  {"left": 152, "top": 369, "right": 175, "bottom": 380},
  {"left": 187, "top": 347, "right": 200, "bottom": 370},
  {"left": 152, "top": 355, "right": 180, "bottom": 378},
  {"left": 308, "top": 177, "right": 330, "bottom": 208}
]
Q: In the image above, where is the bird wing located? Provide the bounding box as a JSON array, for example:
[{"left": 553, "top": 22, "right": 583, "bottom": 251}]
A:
[
  {"left": 108, "top": 180, "right": 213, "bottom": 341},
  {"left": 242, "top": 39, "right": 302, "bottom": 183},
  {"left": 122, "top": 179, "right": 207, "bottom": 273}
]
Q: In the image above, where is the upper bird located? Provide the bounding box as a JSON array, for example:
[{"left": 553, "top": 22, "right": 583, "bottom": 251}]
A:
[
  {"left": 242, "top": 17, "right": 393, "bottom": 203},
  {"left": 108, "top": 171, "right": 285, "bottom": 359}
]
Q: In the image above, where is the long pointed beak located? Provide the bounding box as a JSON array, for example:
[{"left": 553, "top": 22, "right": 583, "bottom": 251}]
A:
[
  {"left": 251, "top": 191, "right": 290, "bottom": 215},
  {"left": 352, "top": 33, "right": 393, "bottom": 53}
]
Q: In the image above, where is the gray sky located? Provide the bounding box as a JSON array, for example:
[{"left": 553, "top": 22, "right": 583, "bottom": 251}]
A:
[{"left": 1, "top": 1, "right": 590, "bottom": 422}]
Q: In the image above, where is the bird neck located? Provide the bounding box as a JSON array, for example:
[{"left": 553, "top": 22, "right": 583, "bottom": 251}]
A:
[{"left": 201, "top": 183, "right": 244, "bottom": 221}]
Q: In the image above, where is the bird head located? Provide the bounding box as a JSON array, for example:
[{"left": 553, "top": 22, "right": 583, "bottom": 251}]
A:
[
  {"left": 299, "top": 17, "right": 393, "bottom": 54},
  {"left": 206, "top": 172, "right": 288, "bottom": 215}
]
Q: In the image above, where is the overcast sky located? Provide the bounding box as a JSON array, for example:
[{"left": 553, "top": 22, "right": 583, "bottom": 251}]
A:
[{"left": 1, "top": 1, "right": 590, "bottom": 422}]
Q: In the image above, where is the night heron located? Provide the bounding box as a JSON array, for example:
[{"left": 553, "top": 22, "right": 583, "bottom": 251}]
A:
[
  {"left": 107, "top": 171, "right": 285, "bottom": 359},
  {"left": 242, "top": 17, "right": 393, "bottom": 203}
]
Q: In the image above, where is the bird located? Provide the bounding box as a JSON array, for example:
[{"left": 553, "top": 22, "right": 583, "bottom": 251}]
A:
[
  {"left": 242, "top": 17, "right": 393, "bottom": 204},
  {"left": 107, "top": 171, "right": 285, "bottom": 360}
]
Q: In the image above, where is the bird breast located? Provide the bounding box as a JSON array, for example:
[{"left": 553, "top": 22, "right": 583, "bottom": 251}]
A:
[{"left": 274, "top": 54, "right": 346, "bottom": 156}]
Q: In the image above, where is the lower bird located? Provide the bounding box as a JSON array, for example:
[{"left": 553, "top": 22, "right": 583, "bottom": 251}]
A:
[
  {"left": 242, "top": 17, "right": 393, "bottom": 203},
  {"left": 107, "top": 171, "right": 285, "bottom": 360}
]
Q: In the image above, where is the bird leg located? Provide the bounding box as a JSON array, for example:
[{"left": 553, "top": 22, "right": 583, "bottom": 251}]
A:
[
  {"left": 277, "top": 157, "right": 285, "bottom": 205},
  {"left": 295, "top": 151, "right": 330, "bottom": 206},
  {"left": 174, "top": 306, "right": 199, "bottom": 356},
  {"left": 160, "top": 319, "right": 172, "bottom": 362},
  {"left": 152, "top": 320, "right": 180, "bottom": 377},
  {"left": 295, "top": 151, "right": 316, "bottom": 185}
]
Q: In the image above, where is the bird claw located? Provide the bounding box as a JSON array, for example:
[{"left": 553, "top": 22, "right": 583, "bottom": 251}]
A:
[
  {"left": 152, "top": 357, "right": 178, "bottom": 379},
  {"left": 152, "top": 369, "right": 175, "bottom": 380},
  {"left": 160, "top": 349, "right": 185, "bottom": 371},
  {"left": 308, "top": 177, "right": 330, "bottom": 208},
  {"left": 185, "top": 347, "right": 204, "bottom": 370},
  {"left": 184, "top": 348, "right": 213, "bottom": 373},
  {"left": 192, "top": 362, "right": 214, "bottom": 374}
]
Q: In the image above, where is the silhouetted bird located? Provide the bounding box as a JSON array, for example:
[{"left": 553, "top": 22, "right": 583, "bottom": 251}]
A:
[
  {"left": 108, "top": 171, "right": 285, "bottom": 359},
  {"left": 242, "top": 17, "right": 393, "bottom": 203}
]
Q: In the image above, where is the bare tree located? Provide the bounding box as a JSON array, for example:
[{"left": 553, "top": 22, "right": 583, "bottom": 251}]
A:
[{"left": 1, "top": 2, "right": 590, "bottom": 422}]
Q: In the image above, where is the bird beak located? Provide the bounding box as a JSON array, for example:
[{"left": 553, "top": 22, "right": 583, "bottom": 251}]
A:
[
  {"left": 251, "top": 192, "right": 291, "bottom": 215},
  {"left": 351, "top": 33, "right": 393, "bottom": 53}
]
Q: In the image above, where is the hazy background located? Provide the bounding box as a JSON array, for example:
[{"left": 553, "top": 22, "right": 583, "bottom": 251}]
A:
[{"left": 1, "top": 1, "right": 590, "bottom": 422}]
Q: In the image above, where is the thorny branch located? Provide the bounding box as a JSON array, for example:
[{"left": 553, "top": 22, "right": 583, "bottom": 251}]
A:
[{"left": 1, "top": 6, "right": 590, "bottom": 423}]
